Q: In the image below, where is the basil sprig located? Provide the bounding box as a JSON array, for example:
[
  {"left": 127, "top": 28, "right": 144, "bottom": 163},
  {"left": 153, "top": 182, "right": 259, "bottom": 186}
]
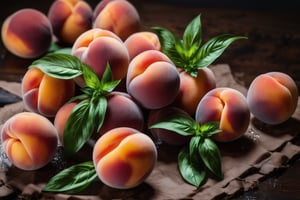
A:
[
  {"left": 150, "top": 115, "right": 223, "bottom": 188},
  {"left": 43, "top": 161, "right": 97, "bottom": 194},
  {"left": 153, "top": 14, "right": 247, "bottom": 77}
]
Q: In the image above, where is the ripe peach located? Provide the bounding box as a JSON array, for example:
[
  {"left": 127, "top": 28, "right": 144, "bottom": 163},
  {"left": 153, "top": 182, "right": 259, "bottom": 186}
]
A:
[
  {"left": 126, "top": 50, "right": 180, "bottom": 109},
  {"left": 148, "top": 106, "right": 191, "bottom": 145},
  {"left": 21, "top": 67, "right": 75, "bottom": 117},
  {"left": 54, "top": 101, "right": 78, "bottom": 145},
  {"left": 1, "top": 8, "right": 53, "bottom": 58},
  {"left": 195, "top": 87, "right": 250, "bottom": 142},
  {"left": 54, "top": 92, "right": 144, "bottom": 144},
  {"left": 124, "top": 31, "right": 161, "bottom": 60},
  {"left": 93, "top": 0, "right": 141, "bottom": 41},
  {"left": 1, "top": 112, "right": 58, "bottom": 171},
  {"left": 71, "top": 28, "right": 129, "bottom": 87},
  {"left": 48, "top": 0, "right": 93, "bottom": 45},
  {"left": 173, "top": 67, "right": 216, "bottom": 116},
  {"left": 247, "top": 72, "right": 298, "bottom": 125},
  {"left": 93, "top": 127, "right": 157, "bottom": 189}
]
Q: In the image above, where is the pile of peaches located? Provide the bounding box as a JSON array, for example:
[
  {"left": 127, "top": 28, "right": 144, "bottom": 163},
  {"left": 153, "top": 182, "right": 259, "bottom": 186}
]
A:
[{"left": 1, "top": 0, "right": 298, "bottom": 192}]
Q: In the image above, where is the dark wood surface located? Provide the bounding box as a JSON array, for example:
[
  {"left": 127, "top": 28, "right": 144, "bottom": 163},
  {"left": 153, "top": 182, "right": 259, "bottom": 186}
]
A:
[{"left": 1, "top": 0, "right": 300, "bottom": 199}]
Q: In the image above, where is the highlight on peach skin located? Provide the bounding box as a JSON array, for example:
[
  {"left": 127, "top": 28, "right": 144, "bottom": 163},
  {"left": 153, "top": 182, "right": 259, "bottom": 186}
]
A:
[
  {"left": 93, "top": 127, "right": 157, "bottom": 189},
  {"left": 195, "top": 87, "right": 250, "bottom": 142},
  {"left": 93, "top": 0, "right": 141, "bottom": 41},
  {"left": 247, "top": 72, "right": 298, "bottom": 125},
  {"left": 21, "top": 67, "right": 75, "bottom": 117},
  {"left": 124, "top": 31, "right": 161, "bottom": 60},
  {"left": 1, "top": 112, "right": 58, "bottom": 171},
  {"left": 1, "top": 8, "right": 53, "bottom": 58},
  {"left": 71, "top": 28, "right": 129, "bottom": 86},
  {"left": 126, "top": 50, "right": 180, "bottom": 109},
  {"left": 148, "top": 106, "right": 191, "bottom": 145},
  {"left": 48, "top": 0, "right": 93, "bottom": 45}
]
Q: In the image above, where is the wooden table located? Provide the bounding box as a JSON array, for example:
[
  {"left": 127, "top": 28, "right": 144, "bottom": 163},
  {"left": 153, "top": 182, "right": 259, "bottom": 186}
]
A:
[{"left": 1, "top": 0, "right": 300, "bottom": 199}]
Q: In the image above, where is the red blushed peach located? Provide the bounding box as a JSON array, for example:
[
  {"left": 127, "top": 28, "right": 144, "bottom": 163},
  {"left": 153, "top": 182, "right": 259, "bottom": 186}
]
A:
[
  {"left": 126, "top": 50, "right": 180, "bottom": 109},
  {"left": 124, "top": 31, "right": 161, "bottom": 60},
  {"left": 247, "top": 72, "right": 298, "bottom": 125},
  {"left": 93, "top": 0, "right": 141, "bottom": 41},
  {"left": 22, "top": 67, "right": 75, "bottom": 117},
  {"left": 71, "top": 28, "right": 129, "bottom": 87},
  {"left": 48, "top": 0, "right": 93, "bottom": 45},
  {"left": 1, "top": 112, "right": 58, "bottom": 171},
  {"left": 195, "top": 87, "right": 250, "bottom": 142},
  {"left": 54, "top": 92, "right": 144, "bottom": 144},
  {"left": 54, "top": 101, "right": 78, "bottom": 145},
  {"left": 93, "top": 127, "right": 157, "bottom": 189},
  {"left": 1, "top": 8, "right": 52, "bottom": 58},
  {"left": 173, "top": 67, "right": 216, "bottom": 116},
  {"left": 148, "top": 106, "right": 191, "bottom": 145}
]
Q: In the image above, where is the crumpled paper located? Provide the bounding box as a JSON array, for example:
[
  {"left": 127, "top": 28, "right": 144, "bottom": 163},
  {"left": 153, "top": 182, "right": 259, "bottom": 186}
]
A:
[{"left": 0, "top": 64, "right": 299, "bottom": 200}]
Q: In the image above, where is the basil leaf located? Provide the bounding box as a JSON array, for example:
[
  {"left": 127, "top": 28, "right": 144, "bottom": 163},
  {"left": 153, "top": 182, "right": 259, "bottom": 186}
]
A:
[
  {"left": 199, "top": 121, "right": 222, "bottom": 137},
  {"left": 63, "top": 99, "right": 94, "bottom": 156},
  {"left": 82, "top": 64, "right": 101, "bottom": 89},
  {"left": 30, "top": 53, "right": 83, "bottom": 79},
  {"left": 194, "top": 34, "right": 247, "bottom": 68},
  {"left": 149, "top": 115, "right": 197, "bottom": 136},
  {"left": 199, "top": 138, "right": 223, "bottom": 179},
  {"left": 91, "top": 95, "right": 107, "bottom": 133},
  {"left": 152, "top": 26, "right": 185, "bottom": 66},
  {"left": 100, "top": 64, "right": 121, "bottom": 93},
  {"left": 43, "top": 161, "right": 97, "bottom": 194},
  {"left": 189, "top": 136, "right": 201, "bottom": 163},
  {"left": 178, "top": 147, "right": 206, "bottom": 187},
  {"left": 183, "top": 15, "right": 202, "bottom": 57}
]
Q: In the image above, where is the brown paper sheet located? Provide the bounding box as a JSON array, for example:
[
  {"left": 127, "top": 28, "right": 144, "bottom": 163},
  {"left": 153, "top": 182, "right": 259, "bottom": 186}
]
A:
[{"left": 0, "top": 64, "right": 299, "bottom": 200}]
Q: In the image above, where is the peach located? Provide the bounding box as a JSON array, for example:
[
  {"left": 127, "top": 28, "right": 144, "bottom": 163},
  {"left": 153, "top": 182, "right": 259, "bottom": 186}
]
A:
[
  {"left": 173, "top": 67, "right": 216, "bottom": 116},
  {"left": 247, "top": 72, "right": 298, "bottom": 125},
  {"left": 54, "top": 92, "right": 144, "bottom": 144},
  {"left": 21, "top": 67, "right": 75, "bottom": 117},
  {"left": 48, "top": 0, "right": 93, "bottom": 45},
  {"left": 124, "top": 31, "right": 161, "bottom": 60},
  {"left": 126, "top": 50, "right": 180, "bottom": 109},
  {"left": 71, "top": 28, "right": 129, "bottom": 87},
  {"left": 1, "top": 112, "right": 58, "bottom": 171},
  {"left": 1, "top": 8, "right": 53, "bottom": 58},
  {"left": 148, "top": 106, "right": 191, "bottom": 145},
  {"left": 93, "top": 127, "right": 157, "bottom": 189},
  {"left": 93, "top": 0, "right": 141, "bottom": 41},
  {"left": 195, "top": 87, "right": 250, "bottom": 142}
]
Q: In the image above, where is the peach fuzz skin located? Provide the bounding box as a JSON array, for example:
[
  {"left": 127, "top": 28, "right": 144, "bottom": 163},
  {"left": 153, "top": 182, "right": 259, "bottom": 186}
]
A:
[
  {"left": 48, "top": 0, "right": 93, "bottom": 45},
  {"left": 1, "top": 112, "right": 58, "bottom": 171},
  {"left": 126, "top": 50, "right": 180, "bottom": 109},
  {"left": 196, "top": 87, "right": 250, "bottom": 142},
  {"left": 21, "top": 67, "right": 75, "bottom": 117},
  {"left": 124, "top": 31, "right": 161, "bottom": 60},
  {"left": 93, "top": 0, "right": 141, "bottom": 41},
  {"left": 173, "top": 67, "right": 216, "bottom": 116},
  {"left": 71, "top": 28, "right": 129, "bottom": 87},
  {"left": 247, "top": 72, "right": 298, "bottom": 125},
  {"left": 1, "top": 8, "right": 52, "bottom": 58},
  {"left": 93, "top": 127, "right": 157, "bottom": 189}
]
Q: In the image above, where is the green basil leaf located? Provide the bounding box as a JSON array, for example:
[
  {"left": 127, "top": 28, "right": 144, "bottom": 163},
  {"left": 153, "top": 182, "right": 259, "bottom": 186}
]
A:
[
  {"left": 198, "top": 121, "right": 221, "bottom": 137},
  {"left": 149, "top": 114, "right": 197, "bottom": 136},
  {"left": 152, "top": 26, "right": 185, "bottom": 66},
  {"left": 199, "top": 138, "right": 223, "bottom": 179},
  {"left": 43, "top": 161, "right": 97, "bottom": 194},
  {"left": 30, "top": 53, "right": 83, "bottom": 79},
  {"left": 91, "top": 95, "right": 107, "bottom": 133},
  {"left": 178, "top": 147, "right": 206, "bottom": 187},
  {"left": 82, "top": 64, "right": 101, "bottom": 89},
  {"left": 189, "top": 136, "right": 202, "bottom": 163},
  {"left": 63, "top": 99, "right": 94, "bottom": 156},
  {"left": 194, "top": 34, "right": 247, "bottom": 68},
  {"left": 183, "top": 15, "right": 202, "bottom": 56}
]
